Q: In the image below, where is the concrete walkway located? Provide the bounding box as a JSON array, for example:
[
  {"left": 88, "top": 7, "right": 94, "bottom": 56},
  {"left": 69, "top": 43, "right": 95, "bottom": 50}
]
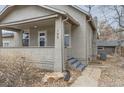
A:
[{"left": 71, "top": 67, "right": 101, "bottom": 87}]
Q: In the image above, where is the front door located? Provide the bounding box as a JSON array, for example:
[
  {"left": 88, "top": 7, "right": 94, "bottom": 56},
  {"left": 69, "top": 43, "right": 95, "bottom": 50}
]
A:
[{"left": 38, "top": 31, "right": 47, "bottom": 47}]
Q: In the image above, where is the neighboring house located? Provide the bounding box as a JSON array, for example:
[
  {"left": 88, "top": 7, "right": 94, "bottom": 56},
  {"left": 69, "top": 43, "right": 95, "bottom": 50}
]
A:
[
  {"left": 2, "top": 33, "right": 15, "bottom": 47},
  {"left": 96, "top": 40, "right": 119, "bottom": 55},
  {"left": 0, "top": 5, "right": 97, "bottom": 72}
]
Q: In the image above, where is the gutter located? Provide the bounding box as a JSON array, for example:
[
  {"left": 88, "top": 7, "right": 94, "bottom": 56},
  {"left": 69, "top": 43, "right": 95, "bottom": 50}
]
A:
[
  {"left": 71, "top": 5, "right": 96, "bottom": 31},
  {"left": 86, "top": 15, "right": 97, "bottom": 31}
]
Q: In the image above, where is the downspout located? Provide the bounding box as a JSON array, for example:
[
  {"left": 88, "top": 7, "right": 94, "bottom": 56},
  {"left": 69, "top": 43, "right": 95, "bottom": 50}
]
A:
[
  {"left": 62, "top": 16, "right": 69, "bottom": 71},
  {"left": 87, "top": 16, "right": 97, "bottom": 62},
  {"left": 86, "top": 16, "right": 92, "bottom": 65},
  {"left": 86, "top": 19, "right": 88, "bottom": 65}
]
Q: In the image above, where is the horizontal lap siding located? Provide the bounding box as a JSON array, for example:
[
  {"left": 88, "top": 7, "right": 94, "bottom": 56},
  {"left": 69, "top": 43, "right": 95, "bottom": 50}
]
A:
[
  {"left": 0, "top": 6, "right": 54, "bottom": 24},
  {"left": 51, "top": 6, "right": 88, "bottom": 62},
  {"left": 0, "top": 48, "right": 55, "bottom": 70}
]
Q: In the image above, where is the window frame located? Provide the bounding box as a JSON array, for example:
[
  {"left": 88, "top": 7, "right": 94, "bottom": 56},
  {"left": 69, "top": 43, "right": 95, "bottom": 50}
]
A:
[
  {"left": 38, "top": 31, "right": 47, "bottom": 47},
  {"left": 22, "top": 32, "right": 30, "bottom": 46},
  {"left": 64, "top": 22, "right": 72, "bottom": 48}
]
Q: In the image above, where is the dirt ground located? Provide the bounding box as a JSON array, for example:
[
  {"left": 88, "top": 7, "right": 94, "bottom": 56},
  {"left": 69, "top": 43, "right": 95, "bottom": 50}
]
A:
[
  {"left": 32, "top": 70, "right": 81, "bottom": 87},
  {"left": 0, "top": 56, "right": 81, "bottom": 87},
  {"left": 90, "top": 55, "right": 124, "bottom": 87}
]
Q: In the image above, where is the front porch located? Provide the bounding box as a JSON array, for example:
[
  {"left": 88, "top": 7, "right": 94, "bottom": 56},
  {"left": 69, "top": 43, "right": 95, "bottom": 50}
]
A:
[{"left": 0, "top": 15, "right": 75, "bottom": 71}]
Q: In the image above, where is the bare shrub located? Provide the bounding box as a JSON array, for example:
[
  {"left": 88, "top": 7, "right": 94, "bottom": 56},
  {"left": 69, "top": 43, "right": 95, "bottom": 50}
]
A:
[{"left": 0, "top": 56, "right": 46, "bottom": 87}]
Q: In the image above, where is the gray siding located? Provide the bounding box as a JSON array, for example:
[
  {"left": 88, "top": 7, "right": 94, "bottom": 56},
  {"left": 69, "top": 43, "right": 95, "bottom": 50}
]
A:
[
  {"left": 0, "top": 5, "right": 54, "bottom": 24},
  {"left": 0, "top": 47, "right": 55, "bottom": 70},
  {"left": 51, "top": 6, "right": 88, "bottom": 63}
]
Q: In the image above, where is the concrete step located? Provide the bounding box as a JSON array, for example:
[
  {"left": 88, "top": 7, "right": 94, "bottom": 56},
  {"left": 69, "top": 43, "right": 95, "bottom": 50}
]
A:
[
  {"left": 67, "top": 57, "right": 86, "bottom": 71},
  {"left": 68, "top": 58, "right": 78, "bottom": 65},
  {"left": 72, "top": 61, "right": 80, "bottom": 68},
  {"left": 77, "top": 64, "right": 86, "bottom": 71}
]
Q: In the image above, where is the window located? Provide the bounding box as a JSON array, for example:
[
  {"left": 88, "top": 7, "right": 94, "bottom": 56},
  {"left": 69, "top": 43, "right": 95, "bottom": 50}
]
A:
[
  {"left": 64, "top": 23, "right": 71, "bottom": 48},
  {"left": 40, "top": 38, "right": 45, "bottom": 46},
  {"left": 38, "top": 31, "right": 47, "bottom": 47},
  {"left": 40, "top": 33, "right": 45, "bottom": 36},
  {"left": 4, "top": 42, "right": 9, "bottom": 47},
  {"left": 23, "top": 32, "right": 29, "bottom": 46},
  {"left": 98, "top": 47, "right": 104, "bottom": 50},
  {"left": 3, "top": 41, "right": 10, "bottom": 47},
  {"left": 64, "top": 34, "right": 71, "bottom": 48}
]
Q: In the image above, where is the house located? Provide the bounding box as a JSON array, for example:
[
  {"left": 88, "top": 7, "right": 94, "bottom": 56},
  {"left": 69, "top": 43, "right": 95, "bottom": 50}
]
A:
[
  {"left": 96, "top": 40, "right": 119, "bottom": 55},
  {"left": 0, "top": 5, "right": 97, "bottom": 72}
]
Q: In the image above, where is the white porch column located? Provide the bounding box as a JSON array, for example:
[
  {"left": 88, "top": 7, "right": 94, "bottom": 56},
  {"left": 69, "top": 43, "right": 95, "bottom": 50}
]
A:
[
  {"left": 0, "top": 29, "right": 3, "bottom": 46},
  {"left": 14, "top": 30, "right": 23, "bottom": 47},
  {"left": 54, "top": 16, "right": 65, "bottom": 72}
]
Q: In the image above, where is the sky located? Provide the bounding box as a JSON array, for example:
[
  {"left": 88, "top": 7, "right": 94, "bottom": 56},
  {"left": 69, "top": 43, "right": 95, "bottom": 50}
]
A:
[{"left": 0, "top": 5, "right": 5, "bottom": 11}]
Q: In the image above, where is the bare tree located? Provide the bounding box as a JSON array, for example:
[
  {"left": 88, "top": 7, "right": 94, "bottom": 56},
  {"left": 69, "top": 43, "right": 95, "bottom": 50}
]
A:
[
  {"left": 98, "top": 5, "right": 124, "bottom": 31},
  {"left": 84, "top": 5, "right": 124, "bottom": 39},
  {"left": 85, "top": 5, "right": 95, "bottom": 15},
  {"left": 113, "top": 5, "right": 124, "bottom": 29}
]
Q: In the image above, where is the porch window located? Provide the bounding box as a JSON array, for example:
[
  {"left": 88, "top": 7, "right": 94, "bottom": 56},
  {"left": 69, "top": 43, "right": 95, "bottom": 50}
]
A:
[
  {"left": 64, "top": 34, "right": 71, "bottom": 48},
  {"left": 38, "top": 31, "right": 47, "bottom": 47},
  {"left": 23, "top": 32, "right": 29, "bottom": 46}
]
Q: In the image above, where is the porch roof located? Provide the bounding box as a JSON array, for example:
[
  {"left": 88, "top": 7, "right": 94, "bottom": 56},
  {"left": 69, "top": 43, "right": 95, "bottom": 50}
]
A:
[
  {"left": 0, "top": 5, "right": 79, "bottom": 29},
  {"left": 96, "top": 40, "right": 119, "bottom": 47},
  {"left": 0, "top": 14, "right": 58, "bottom": 29}
]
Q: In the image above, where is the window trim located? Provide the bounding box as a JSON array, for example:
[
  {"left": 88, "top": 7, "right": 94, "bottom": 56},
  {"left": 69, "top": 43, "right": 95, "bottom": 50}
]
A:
[
  {"left": 64, "top": 34, "right": 71, "bottom": 48},
  {"left": 38, "top": 31, "right": 47, "bottom": 47}
]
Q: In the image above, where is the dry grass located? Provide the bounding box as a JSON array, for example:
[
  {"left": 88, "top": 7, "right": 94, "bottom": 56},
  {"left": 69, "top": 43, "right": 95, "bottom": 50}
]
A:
[
  {"left": 0, "top": 55, "right": 81, "bottom": 87},
  {"left": 98, "top": 55, "right": 124, "bottom": 87}
]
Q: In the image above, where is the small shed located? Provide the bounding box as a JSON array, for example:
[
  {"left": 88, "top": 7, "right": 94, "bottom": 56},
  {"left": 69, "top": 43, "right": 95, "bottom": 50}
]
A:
[{"left": 96, "top": 40, "right": 119, "bottom": 55}]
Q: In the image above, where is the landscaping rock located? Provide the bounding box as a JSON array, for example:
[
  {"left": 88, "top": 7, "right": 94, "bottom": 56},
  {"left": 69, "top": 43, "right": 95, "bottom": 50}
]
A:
[{"left": 42, "top": 72, "right": 64, "bottom": 83}]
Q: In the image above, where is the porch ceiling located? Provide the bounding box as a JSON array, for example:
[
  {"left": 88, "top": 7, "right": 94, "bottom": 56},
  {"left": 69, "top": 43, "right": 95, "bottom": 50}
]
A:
[
  {"left": 11, "top": 18, "right": 54, "bottom": 30},
  {"left": 0, "top": 13, "right": 79, "bottom": 32},
  {"left": 0, "top": 15, "right": 56, "bottom": 31}
]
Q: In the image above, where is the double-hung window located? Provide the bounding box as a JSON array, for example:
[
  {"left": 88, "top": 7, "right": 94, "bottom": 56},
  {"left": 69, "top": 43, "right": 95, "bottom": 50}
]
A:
[
  {"left": 23, "top": 32, "right": 29, "bottom": 46},
  {"left": 64, "top": 23, "right": 71, "bottom": 48}
]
